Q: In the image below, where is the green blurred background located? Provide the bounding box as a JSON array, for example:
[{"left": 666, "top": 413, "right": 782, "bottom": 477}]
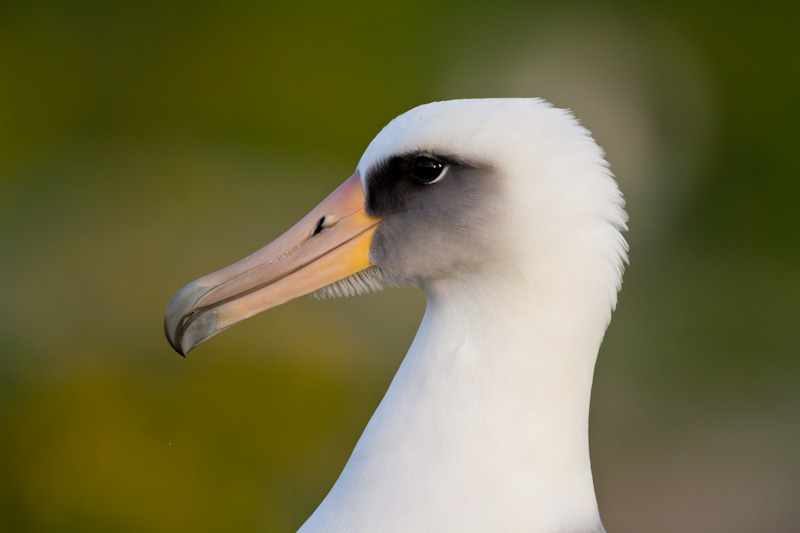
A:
[{"left": 1, "top": 1, "right": 798, "bottom": 531}]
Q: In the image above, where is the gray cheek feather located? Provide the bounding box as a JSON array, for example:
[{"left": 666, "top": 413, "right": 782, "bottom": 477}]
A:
[{"left": 370, "top": 168, "right": 505, "bottom": 285}]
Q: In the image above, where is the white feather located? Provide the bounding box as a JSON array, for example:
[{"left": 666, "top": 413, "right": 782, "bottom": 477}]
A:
[
  {"left": 314, "top": 266, "right": 389, "bottom": 299},
  {"left": 302, "top": 99, "right": 626, "bottom": 532}
]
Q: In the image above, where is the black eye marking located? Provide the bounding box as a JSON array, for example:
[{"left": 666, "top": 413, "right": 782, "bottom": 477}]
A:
[
  {"left": 365, "top": 152, "right": 486, "bottom": 217},
  {"left": 410, "top": 156, "right": 447, "bottom": 184}
]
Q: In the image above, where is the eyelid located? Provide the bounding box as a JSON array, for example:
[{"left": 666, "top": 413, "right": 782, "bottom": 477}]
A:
[{"left": 425, "top": 164, "right": 448, "bottom": 184}]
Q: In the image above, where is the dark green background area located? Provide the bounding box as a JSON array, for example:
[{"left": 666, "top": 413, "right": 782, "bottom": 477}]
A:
[{"left": 1, "top": 1, "right": 798, "bottom": 531}]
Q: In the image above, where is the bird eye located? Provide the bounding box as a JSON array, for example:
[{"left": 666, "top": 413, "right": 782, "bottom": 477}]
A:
[{"left": 411, "top": 156, "right": 447, "bottom": 184}]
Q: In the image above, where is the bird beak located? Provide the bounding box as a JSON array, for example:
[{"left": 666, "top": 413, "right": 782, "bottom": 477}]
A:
[{"left": 165, "top": 172, "right": 379, "bottom": 356}]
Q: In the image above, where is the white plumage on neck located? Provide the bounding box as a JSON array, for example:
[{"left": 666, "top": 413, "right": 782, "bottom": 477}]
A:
[{"left": 301, "top": 270, "right": 607, "bottom": 532}]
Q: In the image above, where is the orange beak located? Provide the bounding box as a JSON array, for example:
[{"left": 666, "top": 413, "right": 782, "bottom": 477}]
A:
[{"left": 164, "top": 172, "right": 379, "bottom": 355}]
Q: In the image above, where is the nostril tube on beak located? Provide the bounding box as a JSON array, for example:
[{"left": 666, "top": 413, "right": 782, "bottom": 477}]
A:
[{"left": 312, "top": 214, "right": 340, "bottom": 236}]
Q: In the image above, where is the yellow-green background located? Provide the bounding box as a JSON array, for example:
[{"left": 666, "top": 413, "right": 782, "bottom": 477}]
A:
[{"left": 2, "top": 1, "right": 798, "bottom": 531}]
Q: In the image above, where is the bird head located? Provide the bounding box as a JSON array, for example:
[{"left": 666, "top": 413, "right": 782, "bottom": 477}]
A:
[{"left": 165, "top": 98, "right": 627, "bottom": 355}]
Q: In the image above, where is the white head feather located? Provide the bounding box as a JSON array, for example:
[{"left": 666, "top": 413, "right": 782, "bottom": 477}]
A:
[{"left": 303, "top": 99, "right": 627, "bottom": 532}]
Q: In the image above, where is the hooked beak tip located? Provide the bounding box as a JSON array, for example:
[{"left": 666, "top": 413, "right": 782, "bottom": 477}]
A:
[
  {"left": 164, "top": 317, "right": 187, "bottom": 356},
  {"left": 164, "top": 281, "right": 215, "bottom": 357}
]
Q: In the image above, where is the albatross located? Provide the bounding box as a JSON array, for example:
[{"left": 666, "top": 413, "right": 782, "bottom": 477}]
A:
[{"left": 165, "top": 98, "right": 628, "bottom": 532}]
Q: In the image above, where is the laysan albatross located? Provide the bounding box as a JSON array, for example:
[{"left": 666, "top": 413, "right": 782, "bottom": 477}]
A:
[{"left": 165, "top": 98, "right": 628, "bottom": 532}]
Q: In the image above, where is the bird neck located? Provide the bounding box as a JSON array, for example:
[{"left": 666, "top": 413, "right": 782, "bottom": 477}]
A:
[
  {"left": 303, "top": 271, "right": 608, "bottom": 532},
  {"left": 417, "top": 274, "right": 605, "bottom": 529}
]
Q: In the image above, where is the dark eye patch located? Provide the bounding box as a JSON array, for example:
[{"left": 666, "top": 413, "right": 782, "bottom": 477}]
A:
[
  {"left": 364, "top": 154, "right": 416, "bottom": 216},
  {"left": 363, "top": 152, "right": 487, "bottom": 219}
]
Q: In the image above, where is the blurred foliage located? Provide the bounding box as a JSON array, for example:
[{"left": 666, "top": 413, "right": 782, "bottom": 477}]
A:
[{"left": 1, "top": 0, "right": 799, "bottom": 531}]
